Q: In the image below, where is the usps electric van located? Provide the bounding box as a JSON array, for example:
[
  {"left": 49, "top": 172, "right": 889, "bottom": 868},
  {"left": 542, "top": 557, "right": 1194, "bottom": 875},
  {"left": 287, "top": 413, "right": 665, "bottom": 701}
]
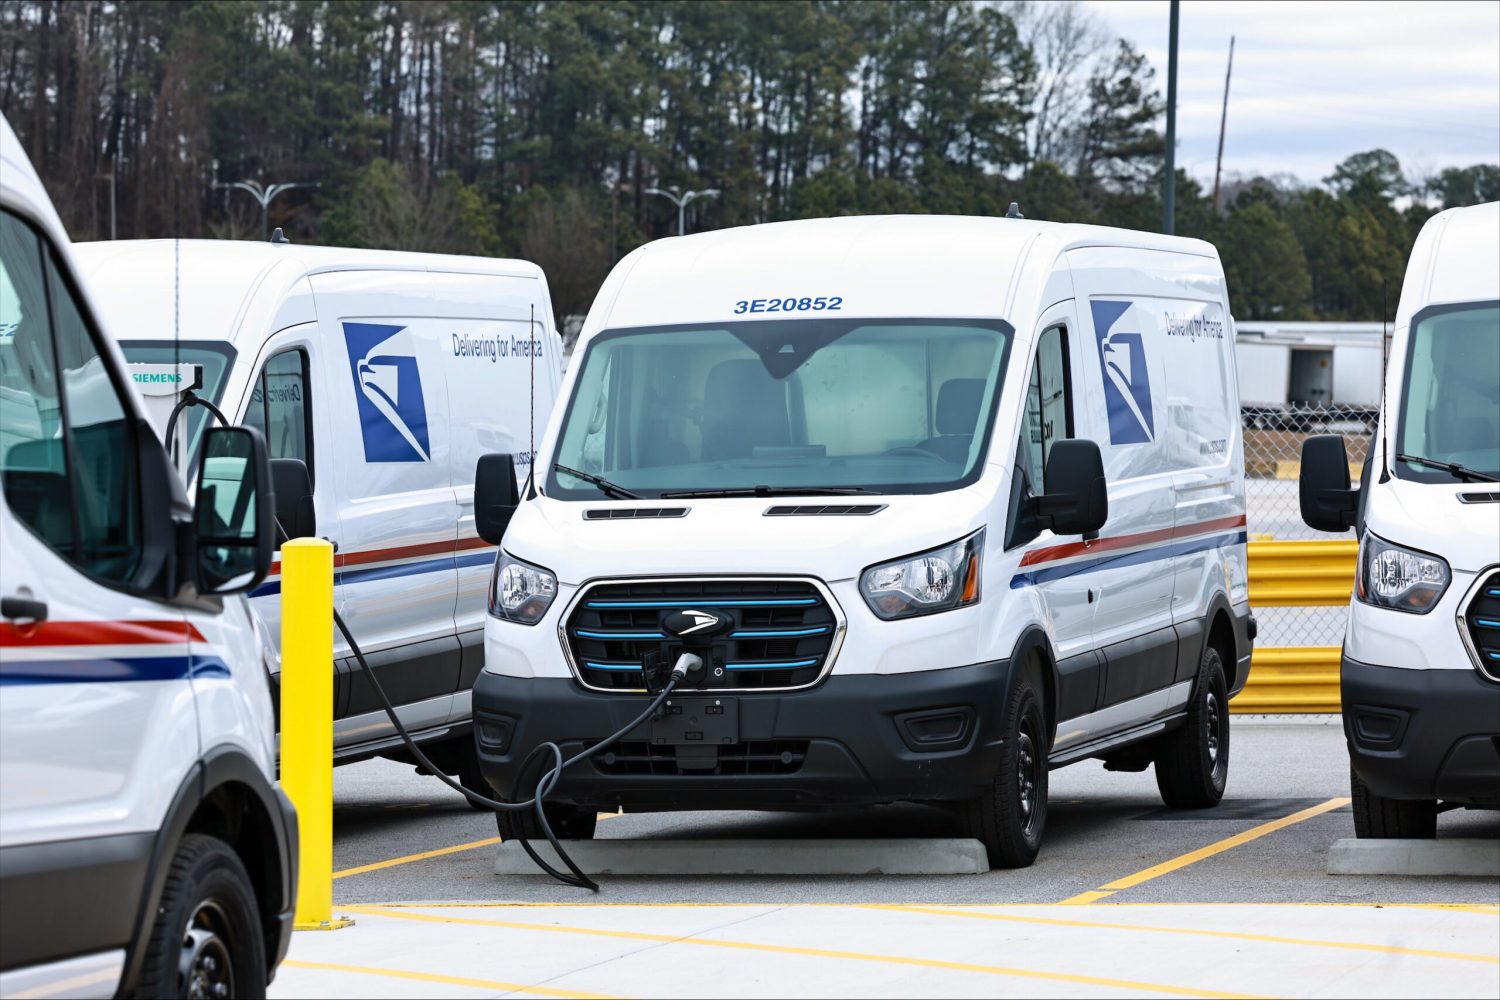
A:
[
  {"left": 73, "top": 239, "right": 563, "bottom": 792},
  {"left": 0, "top": 117, "right": 294, "bottom": 997},
  {"left": 1300, "top": 201, "right": 1500, "bottom": 837},
  {"left": 468, "top": 214, "right": 1253, "bottom": 866}
]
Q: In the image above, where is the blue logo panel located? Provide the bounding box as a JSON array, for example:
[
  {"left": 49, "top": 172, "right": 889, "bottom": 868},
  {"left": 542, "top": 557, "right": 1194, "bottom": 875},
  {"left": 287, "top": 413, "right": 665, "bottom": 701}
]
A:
[
  {"left": 1090, "top": 299, "right": 1155, "bottom": 445},
  {"left": 342, "top": 322, "right": 430, "bottom": 462}
]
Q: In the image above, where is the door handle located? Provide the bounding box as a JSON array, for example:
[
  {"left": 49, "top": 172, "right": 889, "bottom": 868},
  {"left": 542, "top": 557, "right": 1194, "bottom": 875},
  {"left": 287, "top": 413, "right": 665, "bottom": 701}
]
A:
[{"left": 1, "top": 596, "right": 48, "bottom": 623}]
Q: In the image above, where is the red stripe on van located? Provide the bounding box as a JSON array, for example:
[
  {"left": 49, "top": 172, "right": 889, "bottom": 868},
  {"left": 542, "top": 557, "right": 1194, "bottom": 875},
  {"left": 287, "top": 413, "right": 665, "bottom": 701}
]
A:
[
  {"left": 0, "top": 620, "right": 207, "bottom": 647},
  {"left": 1018, "top": 514, "right": 1247, "bottom": 568},
  {"left": 266, "top": 535, "right": 494, "bottom": 577}
]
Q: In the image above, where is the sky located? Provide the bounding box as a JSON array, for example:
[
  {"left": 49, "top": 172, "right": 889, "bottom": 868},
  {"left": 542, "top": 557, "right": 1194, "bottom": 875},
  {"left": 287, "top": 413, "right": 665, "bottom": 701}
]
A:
[{"left": 1083, "top": 0, "right": 1500, "bottom": 190}]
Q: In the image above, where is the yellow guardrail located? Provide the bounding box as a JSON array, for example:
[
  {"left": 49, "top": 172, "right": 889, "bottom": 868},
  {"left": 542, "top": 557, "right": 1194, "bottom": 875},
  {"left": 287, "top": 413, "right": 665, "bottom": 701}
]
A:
[
  {"left": 1235, "top": 539, "right": 1357, "bottom": 714},
  {"left": 1246, "top": 539, "right": 1358, "bottom": 607}
]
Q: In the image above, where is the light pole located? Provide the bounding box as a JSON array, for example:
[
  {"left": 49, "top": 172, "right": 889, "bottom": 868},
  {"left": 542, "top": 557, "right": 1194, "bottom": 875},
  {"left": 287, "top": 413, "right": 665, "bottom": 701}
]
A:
[
  {"left": 214, "top": 180, "right": 319, "bottom": 242},
  {"left": 645, "top": 186, "right": 719, "bottom": 236}
]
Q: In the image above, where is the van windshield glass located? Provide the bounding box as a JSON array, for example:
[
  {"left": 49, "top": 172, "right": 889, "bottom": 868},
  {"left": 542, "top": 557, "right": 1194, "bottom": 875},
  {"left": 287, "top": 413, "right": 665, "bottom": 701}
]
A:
[
  {"left": 1395, "top": 302, "right": 1500, "bottom": 482},
  {"left": 119, "top": 341, "right": 235, "bottom": 456},
  {"left": 548, "top": 319, "right": 1012, "bottom": 498}
]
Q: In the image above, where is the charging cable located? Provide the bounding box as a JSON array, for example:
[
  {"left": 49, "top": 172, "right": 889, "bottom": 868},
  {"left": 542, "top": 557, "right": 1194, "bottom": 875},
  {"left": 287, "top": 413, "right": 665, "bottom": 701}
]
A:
[{"left": 332, "top": 606, "right": 697, "bottom": 890}]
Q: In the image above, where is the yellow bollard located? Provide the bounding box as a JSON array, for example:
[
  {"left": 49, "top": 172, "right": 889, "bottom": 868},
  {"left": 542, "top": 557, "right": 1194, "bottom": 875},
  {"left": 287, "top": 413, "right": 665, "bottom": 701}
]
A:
[{"left": 280, "top": 537, "right": 353, "bottom": 931}]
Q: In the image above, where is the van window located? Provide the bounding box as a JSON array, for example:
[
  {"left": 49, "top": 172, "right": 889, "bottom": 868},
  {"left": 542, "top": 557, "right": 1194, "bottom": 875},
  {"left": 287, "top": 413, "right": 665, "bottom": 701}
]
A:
[
  {"left": 1020, "top": 325, "right": 1072, "bottom": 493},
  {"left": 1396, "top": 301, "right": 1500, "bottom": 482},
  {"left": 242, "top": 348, "right": 313, "bottom": 479},
  {"left": 551, "top": 319, "right": 1012, "bottom": 498},
  {"left": 0, "top": 209, "right": 140, "bottom": 584}
]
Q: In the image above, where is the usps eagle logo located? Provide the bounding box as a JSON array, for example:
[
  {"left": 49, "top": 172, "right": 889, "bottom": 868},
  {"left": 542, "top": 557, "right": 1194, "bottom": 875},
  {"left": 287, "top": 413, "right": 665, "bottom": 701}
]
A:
[
  {"left": 341, "top": 322, "right": 431, "bottom": 462},
  {"left": 1090, "top": 300, "right": 1155, "bottom": 445}
]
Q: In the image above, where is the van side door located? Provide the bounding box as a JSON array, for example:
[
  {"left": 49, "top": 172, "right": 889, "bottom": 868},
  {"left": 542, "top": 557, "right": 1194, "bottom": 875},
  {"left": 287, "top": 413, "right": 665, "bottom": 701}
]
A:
[
  {"left": 237, "top": 324, "right": 344, "bottom": 714},
  {"left": 308, "top": 270, "right": 460, "bottom": 744},
  {"left": 1007, "top": 302, "right": 1104, "bottom": 745},
  {"left": 0, "top": 208, "right": 199, "bottom": 856}
]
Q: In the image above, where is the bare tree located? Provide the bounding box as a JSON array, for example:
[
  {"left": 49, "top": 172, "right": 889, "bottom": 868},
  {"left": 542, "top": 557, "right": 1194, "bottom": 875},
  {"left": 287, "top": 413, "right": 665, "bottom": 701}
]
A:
[{"left": 1009, "top": 0, "right": 1107, "bottom": 168}]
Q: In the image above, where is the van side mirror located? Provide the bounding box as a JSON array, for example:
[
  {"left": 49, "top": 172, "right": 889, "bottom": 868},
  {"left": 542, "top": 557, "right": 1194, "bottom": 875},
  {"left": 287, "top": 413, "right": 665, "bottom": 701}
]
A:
[
  {"left": 474, "top": 453, "right": 521, "bottom": 546},
  {"left": 1299, "top": 434, "right": 1358, "bottom": 532},
  {"left": 1036, "top": 439, "right": 1109, "bottom": 537},
  {"left": 193, "top": 426, "right": 274, "bottom": 594},
  {"left": 270, "top": 458, "right": 316, "bottom": 544}
]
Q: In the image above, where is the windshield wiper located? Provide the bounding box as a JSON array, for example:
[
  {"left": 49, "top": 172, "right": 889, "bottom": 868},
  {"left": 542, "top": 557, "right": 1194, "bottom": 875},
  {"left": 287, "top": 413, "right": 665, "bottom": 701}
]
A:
[
  {"left": 553, "top": 463, "right": 643, "bottom": 499},
  {"left": 1395, "top": 453, "right": 1499, "bottom": 484},
  {"left": 660, "top": 485, "right": 876, "bottom": 499}
]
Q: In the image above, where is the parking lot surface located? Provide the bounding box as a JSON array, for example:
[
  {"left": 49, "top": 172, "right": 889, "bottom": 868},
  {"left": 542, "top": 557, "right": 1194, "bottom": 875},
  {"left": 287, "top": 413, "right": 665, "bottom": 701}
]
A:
[{"left": 269, "top": 718, "right": 1499, "bottom": 997}]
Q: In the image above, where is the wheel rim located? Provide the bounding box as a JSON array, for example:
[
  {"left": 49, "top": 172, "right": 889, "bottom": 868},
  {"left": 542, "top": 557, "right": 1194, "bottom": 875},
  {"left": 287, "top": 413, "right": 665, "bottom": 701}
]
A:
[
  {"left": 179, "top": 899, "right": 236, "bottom": 1000},
  {"left": 1206, "top": 690, "right": 1226, "bottom": 782},
  {"left": 1016, "top": 724, "right": 1041, "bottom": 837}
]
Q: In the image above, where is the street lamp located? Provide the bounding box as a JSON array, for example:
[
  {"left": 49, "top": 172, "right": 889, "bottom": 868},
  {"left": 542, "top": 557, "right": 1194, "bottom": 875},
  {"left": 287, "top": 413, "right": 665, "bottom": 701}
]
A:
[
  {"left": 214, "top": 179, "right": 319, "bottom": 242},
  {"left": 645, "top": 186, "right": 719, "bottom": 236}
]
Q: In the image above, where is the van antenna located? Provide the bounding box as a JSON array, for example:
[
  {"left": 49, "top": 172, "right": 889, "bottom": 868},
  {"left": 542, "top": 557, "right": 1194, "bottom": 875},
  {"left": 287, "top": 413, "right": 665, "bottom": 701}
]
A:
[
  {"left": 1378, "top": 276, "right": 1390, "bottom": 483},
  {"left": 173, "top": 237, "right": 180, "bottom": 465}
]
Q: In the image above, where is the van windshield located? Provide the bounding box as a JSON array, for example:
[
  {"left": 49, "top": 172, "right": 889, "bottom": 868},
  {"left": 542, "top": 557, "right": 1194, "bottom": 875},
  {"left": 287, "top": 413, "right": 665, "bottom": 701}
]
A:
[
  {"left": 119, "top": 341, "right": 235, "bottom": 456},
  {"left": 548, "top": 319, "right": 1012, "bottom": 499},
  {"left": 1395, "top": 302, "right": 1500, "bottom": 483}
]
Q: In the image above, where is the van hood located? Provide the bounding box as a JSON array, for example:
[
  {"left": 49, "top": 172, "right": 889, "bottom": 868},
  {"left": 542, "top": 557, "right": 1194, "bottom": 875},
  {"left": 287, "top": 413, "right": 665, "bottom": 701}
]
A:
[
  {"left": 503, "top": 487, "right": 997, "bottom": 586},
  {"left": 1365, "top": 476, "right": 1500, "bottom": 572}
]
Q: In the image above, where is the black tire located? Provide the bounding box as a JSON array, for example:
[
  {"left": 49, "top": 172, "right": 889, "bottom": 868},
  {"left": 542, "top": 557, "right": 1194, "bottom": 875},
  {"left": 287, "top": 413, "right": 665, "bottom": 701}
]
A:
[
  {"left": 496, "top": 801, "right": 598, "bottom": 842},
  {"left": 457, "top": 740, "right": 494, "bottom": 812},
  {"left": 132, "top": 833, "right": 267, "bottom": 1000},
  {"left": 1350, "top": 765, "right": 1437, "bottom": 838},
  {"left": 1155, "top": 644, "right": 1230, "bottom": 808},
  {"left": 959, "top": 659, "right": 1048, "bottom": 868}
]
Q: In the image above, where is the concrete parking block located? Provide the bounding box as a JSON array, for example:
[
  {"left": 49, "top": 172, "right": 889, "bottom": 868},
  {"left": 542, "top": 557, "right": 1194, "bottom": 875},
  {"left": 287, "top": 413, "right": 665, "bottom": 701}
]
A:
[
  {"left": 1328, "top": 838, "right": 1500, "bottom": 877},
  {"left": 494, "top": 838, "right": 990, "bottom": 876}
]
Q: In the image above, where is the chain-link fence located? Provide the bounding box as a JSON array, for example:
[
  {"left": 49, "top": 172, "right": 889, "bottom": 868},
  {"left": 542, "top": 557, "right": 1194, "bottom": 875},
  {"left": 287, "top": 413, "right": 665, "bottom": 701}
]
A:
[{"left": 1243, "top": 403, "right": 1372, "bottom": 647}]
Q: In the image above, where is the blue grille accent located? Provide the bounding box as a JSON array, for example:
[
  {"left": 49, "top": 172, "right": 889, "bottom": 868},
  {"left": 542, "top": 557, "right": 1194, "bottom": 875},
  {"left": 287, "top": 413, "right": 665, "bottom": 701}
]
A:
[
  {"left": 725, "top": 658, "right": 819, "bottom": 670},
  {"left": 568, "top": 579, "right": 835, "bottom": 690},
  {"left": 1477, "top": 619, "right": 1500, "bottom": 629},
  {"left": 1465, "top": 572, "right": 1500, "bottom": 681}
]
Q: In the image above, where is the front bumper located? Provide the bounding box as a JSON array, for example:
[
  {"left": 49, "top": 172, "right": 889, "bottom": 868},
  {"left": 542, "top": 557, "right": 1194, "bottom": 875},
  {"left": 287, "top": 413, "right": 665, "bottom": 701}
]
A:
[
  {"left": 1341, "top": 654, "right": 1500, "bottom": 806},
  {"left": 473, "top": 659, "right": 1014, "bottom": 810}
]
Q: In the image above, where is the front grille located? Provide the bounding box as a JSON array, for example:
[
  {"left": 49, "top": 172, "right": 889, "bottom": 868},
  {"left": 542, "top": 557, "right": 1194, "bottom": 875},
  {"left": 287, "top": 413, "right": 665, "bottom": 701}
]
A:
[
  {"left": 564, "top": 577, "right": 839, "bottom": 691},
  {"left": 1463, "top": 571, "right": 1500, "bottom": 681},
  {"left": 591, "top": 740, "right": 809, "bottom": 776}
]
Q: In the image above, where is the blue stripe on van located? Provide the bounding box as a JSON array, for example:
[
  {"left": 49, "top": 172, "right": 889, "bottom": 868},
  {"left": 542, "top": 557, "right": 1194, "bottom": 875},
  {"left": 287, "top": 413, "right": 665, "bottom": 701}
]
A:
[
  {"left": 1009, "top": 531, "right": 1248, "bottom": 589},
  {"left": 250, "top": 549, "right": 498, "bottom": 598},
  {"left": 0, "top": 655, "right": 231, "bottom": 685}
]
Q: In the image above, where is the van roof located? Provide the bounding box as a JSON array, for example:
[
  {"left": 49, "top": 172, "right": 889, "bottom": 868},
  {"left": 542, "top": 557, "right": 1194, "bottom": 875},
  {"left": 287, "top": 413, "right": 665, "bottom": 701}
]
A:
[
  {"left": 594, "top": 214, "right": 1218, "bottom": 331},
  {"left": 1424, "top": 201, "right": 1500, "bottom": 308},
  {"left": 72, "top": 239, "right": 544, "bottom": 345}
]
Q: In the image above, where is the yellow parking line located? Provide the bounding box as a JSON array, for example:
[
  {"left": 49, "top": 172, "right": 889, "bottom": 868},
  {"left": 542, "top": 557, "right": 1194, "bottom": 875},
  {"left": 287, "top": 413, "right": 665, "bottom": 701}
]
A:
[
  {"left": 333, "top": 813, "right": 620, "bottom": 879},
  {"left": 281, "top": 959, "right": 618, "bottom": 998},
  {"left": 343, "top": 904, "right": 1266, "bottom": 998},
  {"left": 1059, "top": 797, "right": 1350, "bottom": 904},
  {"left": 866, "top": 904, "right": 1500, "bottom": 965}
]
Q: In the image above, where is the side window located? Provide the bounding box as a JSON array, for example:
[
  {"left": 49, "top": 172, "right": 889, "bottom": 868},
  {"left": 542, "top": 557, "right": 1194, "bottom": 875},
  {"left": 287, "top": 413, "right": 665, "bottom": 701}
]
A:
[
  {"left": 0, "top": 209, "right": 140, "bottom": 584},
  {"left": 1020, "top": 325, "right": 1073, "bottom": 494},
  {"left": 242, "top": 348, "right": 313, "bottom": 480}
]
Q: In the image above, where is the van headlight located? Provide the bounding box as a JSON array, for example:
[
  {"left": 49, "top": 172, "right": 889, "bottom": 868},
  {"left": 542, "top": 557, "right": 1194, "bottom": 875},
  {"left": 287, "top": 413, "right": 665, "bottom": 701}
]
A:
[
  {"left": 860, "top": 529, "right": 984, "bottom": 620},
  {"left": 1356, "top": 533, "right": 1449, "bottom": 614},
  {"left": 489, "top": 552, "right": 558, "bottom": 625}
]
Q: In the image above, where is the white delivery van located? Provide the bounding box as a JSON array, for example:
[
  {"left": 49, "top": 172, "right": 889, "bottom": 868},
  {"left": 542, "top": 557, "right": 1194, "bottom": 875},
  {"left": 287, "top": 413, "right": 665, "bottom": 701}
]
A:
[
  {"left": 73, "top": 240, "right": 563, "bottom": 790},
  {"left": 467, "top": 214, "right": 1254, "bottom": 866},
  {"left": 0, "top": 117, "right": 294, "bottom": 997},
  {"left": 1299, "top": 201, "right": 1499, "bottom": 837}
]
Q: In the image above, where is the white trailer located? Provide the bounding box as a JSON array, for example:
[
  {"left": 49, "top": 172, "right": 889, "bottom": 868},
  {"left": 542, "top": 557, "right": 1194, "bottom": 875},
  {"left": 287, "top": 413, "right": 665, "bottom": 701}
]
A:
[{"left": 1233, "top": 322, "right": 1387, "bottom": 427}]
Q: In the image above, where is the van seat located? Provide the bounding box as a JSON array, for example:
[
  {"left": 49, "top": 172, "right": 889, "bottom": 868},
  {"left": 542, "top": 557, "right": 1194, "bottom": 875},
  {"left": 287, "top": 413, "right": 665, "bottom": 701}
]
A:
[
  {"left": 914, "top": 378, "right": 984, "bottom": 464},
  {"left": 701, "top": 360, "right": 790, "bottom": 461}
]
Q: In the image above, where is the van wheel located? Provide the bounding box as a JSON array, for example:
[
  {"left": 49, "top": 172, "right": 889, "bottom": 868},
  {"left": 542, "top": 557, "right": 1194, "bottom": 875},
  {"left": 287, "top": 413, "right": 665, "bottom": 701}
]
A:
[
  {"left": 457, "top": 741, "right": 495, "bottom": 812},
  {"left": 1155, "top": 645, "right": 1230, "bottom": 808},
  {"left": 959, "top": 660, "right": 1048, "bottom": 868},
  {"left": 1351, "top": 766, "right": 1437, "bottom": 838},
  {"left": 497, "top": 802, "right": 598, "bottom": 842},
  {"left": 132, "top": 834, "right": 266, "bottom": 1000}
]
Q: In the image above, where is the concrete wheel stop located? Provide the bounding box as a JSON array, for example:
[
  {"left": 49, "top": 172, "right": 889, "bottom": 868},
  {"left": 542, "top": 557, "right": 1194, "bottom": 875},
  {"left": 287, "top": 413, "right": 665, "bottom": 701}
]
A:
[
  {"left": 495, "top": 838, "right": 991, "bottom": 876},
  {"left": 1328, "top": 838, "right": 1500, "bottom": 877}
]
